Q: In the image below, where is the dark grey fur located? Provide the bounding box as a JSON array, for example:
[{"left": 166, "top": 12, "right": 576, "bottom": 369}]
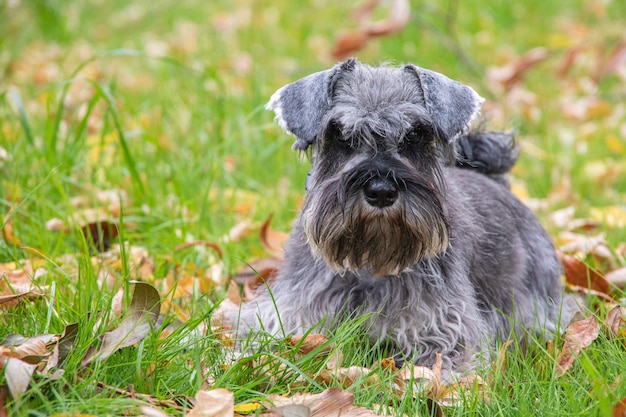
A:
[{"left": 227, "top": 59, "right": 574, "bottom": 370}]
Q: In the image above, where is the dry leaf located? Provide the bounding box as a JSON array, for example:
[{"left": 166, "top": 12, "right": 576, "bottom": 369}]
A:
[
  {"left": 187, "top": 389, "right": 234, "bottom": 417},
  {"left": 558, "top": 252, "right": 611, "bottom": 295},
  {"left": 395, "top": 353, "right": 443, "bottom": 398},
  {"left": 1, "top": 208, "right": 21, "bottom": 247},
  {"left": 613, "top": 397, "right": 626, "bottom": 417},
  {"left": 318, "top": 365, "right": 375, "bottom": 388},
  {"left": 82, "top": 282, "right": 160, "bottom": 365},
  {"left": 175, "top": 240, "right": 223, "bottom": 259},
  {"left": 262, "top": 404, "right": 310, "bottom": 417},
  {"left": 487, "top": 47, "right": 550, "bottom": 91},
  {"left": 260, "top": 215, "right": 288, "bottom": 260},
  {"left": 556, "top": 315, "right": 600, "bottom": 376},
  {"left": 606, "top": 267, "right": 626, "bottom": 289},
  {"left": 287, "top": 335, "right": 331, "bottom": 356},
  {"left": 4, "top": 358, "right": 37, "bottom": 399},
  {"left": 590, "top": 206, "right": 626, "bottom": 229},
  {"left": 234, "top": 257, "right": 282, "bottom": 300},
  {"left": 264, "top": 388, "right": 387, "bottom": 417},
  {"left": 332, "top": 0, "right": 410, "bottom": 59},
  {"left": 139, "top": 404, "right": 172, "bottom": 417},
  {"left": 605, "top": 305, "right": 625, "bottom": 337}
]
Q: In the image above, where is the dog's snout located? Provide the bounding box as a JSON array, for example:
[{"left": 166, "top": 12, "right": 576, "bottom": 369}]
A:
[{"left": 363, "top": 178, "right": 398, "bottom": 207}]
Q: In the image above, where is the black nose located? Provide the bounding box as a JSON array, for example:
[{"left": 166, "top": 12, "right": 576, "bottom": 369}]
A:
[{"left": 363, "top": 178, "right": 398, "bottom": 207}]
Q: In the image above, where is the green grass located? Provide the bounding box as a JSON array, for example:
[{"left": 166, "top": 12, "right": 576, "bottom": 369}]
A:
[{"left": 1, "top": 0, "right": 626, "bottom": 415}]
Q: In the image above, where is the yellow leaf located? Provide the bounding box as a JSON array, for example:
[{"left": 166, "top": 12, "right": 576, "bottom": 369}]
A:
[
  {"left": 590, "top": 206, "right": 626, "bottom": 228},
  {"left": 233, "top": 403, "right": 262, "bottom": 414},
  {"left": 607, "top": 134, "right": 625, "bottom": 154}
]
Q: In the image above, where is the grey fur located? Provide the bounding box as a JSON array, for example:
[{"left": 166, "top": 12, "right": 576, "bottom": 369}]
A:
[{"left": 227, "top": 60, "right": 574, "bottom": 370}]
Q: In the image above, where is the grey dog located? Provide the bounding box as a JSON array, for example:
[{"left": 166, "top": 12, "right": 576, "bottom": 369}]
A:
[{"left": 228, "top": 59, "right": 572, "bottom": 370}]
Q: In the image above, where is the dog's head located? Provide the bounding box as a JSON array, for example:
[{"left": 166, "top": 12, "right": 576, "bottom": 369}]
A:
[{"left": 267, "top": 59, "right": 484, "bottom": 276}]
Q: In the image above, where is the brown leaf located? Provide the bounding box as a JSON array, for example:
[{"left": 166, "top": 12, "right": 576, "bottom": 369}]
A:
[
  {"left": 0, "top": 292, "right": 44, "bottom": 307},
  {"left": 606, "top": 305, "right": 625, "bottom": 337},
  {"left": 234, "top": 257, "right": 282, "bottom": 300},
  {"left": 487, "top": 47, "right": 550, "bottom": 91},
  {"left": 265, "top": 388, "right": 387, "bottom": 417},
  {"left": 396, "top": 354, "right": 442, "bottom": 398},
  {"left": 331, "top": 31, "right": 370, "bottom": 60},
  {"left": 187, "top": 389, "right": 234, "bottom": 417},
  {"left": 260, "top": 215, "right": 289, "bottom": 260},
  {"left": 613, "top": 397, "right": 626, "bottom": 417},
  {"left": 81, "top": 220, "right": 120, "bottom": 253},
  {"left": 287, "top": 334, "right": 331, "bottom": 355},
  {"left": 556, "top": 315, "right": 600, "bottom": 376},
  {"left": 82, "top": 282, "right": 160, "bottom": 365},
  {"left": 318, "top": 366, "right": 375, "bottom": 388},
  {"left": 331, "top": 0, "right": 410, "bottom": 59},
  {"left": 175, "top": 241, "right": 223, "bottom": 259},
  {"left": 558, "top": 252, "right": 611, "bottom": 295},
  {"left": 0, "top": 385, "right": 7, "bottom": 417}
]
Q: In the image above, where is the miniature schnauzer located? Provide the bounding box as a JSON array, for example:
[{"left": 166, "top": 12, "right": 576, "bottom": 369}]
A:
[{"left": 228, "top": 59, "right": 572, "bottom": 369}]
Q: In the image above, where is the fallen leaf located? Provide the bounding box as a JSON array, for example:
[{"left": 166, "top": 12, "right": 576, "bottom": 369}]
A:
[
  {"left": 605, "top": 305, "right": 625, "bottom": 337},
  {"left": 606, "top": 267, "right": 626, "bottom": 289},
  {"left": 139, "top": 405, "right": 172, "bottom": 417},
  {"left": 487, "top": 47, "right": 550, "bottom": 91},
  {"left": 260, "top": 215, "right": 288, "bottom": 260},
  {"left": 287, "top": 334, "right": 331, "bottom": 356},
  {"left": 613, "top": 397, "right": 626, "bottom": 417},
  {"left": 234, "top": 257, "right": 282, "bottom": 300},
  {"left": 262, "top": 404, "right": 310, "bottom": 417},
  {"left": 396, "top": 353, "right": 442, "bottom": 397},
  {"left": 4, "top": 358, "right": 37, "bottom": 399},
  {"left": 175, "top": 240, "right": 223, "bottom": 259},
  {"left": 0, "top": 292, "right": 44, "bottom": 307},
  {"left": 1, "top": 208, "right": 21, "bottom": 247},
  {"left": 556, "top": 315, "right": 600, "bottom": 376},
  {"left": 187, "top": 389, "right": 234, "bottom": 417},
  {"left": 82, "top": 282, "right": 160, "bottom": 365},
  {"left": 0, "top": 385, "right": 7, "bottom": 417},
  {"left": 318, "top": 365, "right": 375, "bottom": 388},
  {"left": 81, "top": 220, "right": 119, "bottom": 252},
  {"left": 265, "top": 388, "right": 387, "bottom": 417},
  {"left": 234, "top": 403, "right": 262, "bottom": 414},
  {"left": 558, "top": 252, "right": 611, "bottom": 295},
  {"left": 590, "top": 206, "right": 626, "bottom": 229},
  {"left": 331, "top": 0, "right": 410, "bottom": 59}
]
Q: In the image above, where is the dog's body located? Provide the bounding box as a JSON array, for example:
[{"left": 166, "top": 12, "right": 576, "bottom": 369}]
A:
[{"left": 229, "top": 60, "right": 572, "bottom": 369}]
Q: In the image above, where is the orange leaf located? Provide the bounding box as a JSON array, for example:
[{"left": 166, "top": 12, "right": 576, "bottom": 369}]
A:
[
  {"left": 558, "top": 252, "right": 611, "bottom": 295},
  {"left": 259, "top": 215, "right": 288, "bottom": 260},
  {"left": 2, "top": 208, "right": 22, "bottom": 247},
  {"left": 613, "top": 397, "right": 626, "bottom": 417}
]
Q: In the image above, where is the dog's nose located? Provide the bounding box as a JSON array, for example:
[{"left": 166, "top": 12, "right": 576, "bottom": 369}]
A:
[{"left": 363, "top": 178, "right": 398, "bottom": 207}]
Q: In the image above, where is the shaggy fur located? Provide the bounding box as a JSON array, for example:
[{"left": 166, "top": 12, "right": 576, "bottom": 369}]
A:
[{"left": 226, "top": 59, "right": 573, "bottom": 370}]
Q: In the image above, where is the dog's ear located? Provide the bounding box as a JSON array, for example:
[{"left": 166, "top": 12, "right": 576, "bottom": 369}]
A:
[
  {"left": 266, "top": 59, "right": 357, "bottom": 150},
  {"left": 403, "top": 64, "right": 484, "bottom": 142}
]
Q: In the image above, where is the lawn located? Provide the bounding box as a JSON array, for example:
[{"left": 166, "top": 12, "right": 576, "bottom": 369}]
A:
[{"left": 1, "top": 0, "right": 626, "bottom": 415}]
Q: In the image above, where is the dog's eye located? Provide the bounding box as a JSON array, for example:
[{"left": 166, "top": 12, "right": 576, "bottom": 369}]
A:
[
  {"left": 405, "top": 126, "right": 429, "bottom": 143},
  {"left": 326, "top": 121, "right": 348, "bottom": 143}
]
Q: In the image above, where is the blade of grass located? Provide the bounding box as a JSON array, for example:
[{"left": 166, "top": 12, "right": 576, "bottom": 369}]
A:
[{"left": 8, "top": 88, "right": 35, "bottom": 146}]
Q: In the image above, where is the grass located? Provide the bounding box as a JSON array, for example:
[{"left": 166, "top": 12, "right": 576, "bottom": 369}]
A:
[{"left": 1, "top": 0, "right": 626, "bottom": 415}]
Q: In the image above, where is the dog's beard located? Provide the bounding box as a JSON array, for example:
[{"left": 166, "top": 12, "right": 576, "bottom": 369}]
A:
[{"left": 301, "top": 163, "right": 450, "bottom": 276}]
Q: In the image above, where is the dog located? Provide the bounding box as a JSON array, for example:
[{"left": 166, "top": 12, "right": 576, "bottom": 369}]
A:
[{"left": 227, "top": 59, "right": 573, "bottom": 370}]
